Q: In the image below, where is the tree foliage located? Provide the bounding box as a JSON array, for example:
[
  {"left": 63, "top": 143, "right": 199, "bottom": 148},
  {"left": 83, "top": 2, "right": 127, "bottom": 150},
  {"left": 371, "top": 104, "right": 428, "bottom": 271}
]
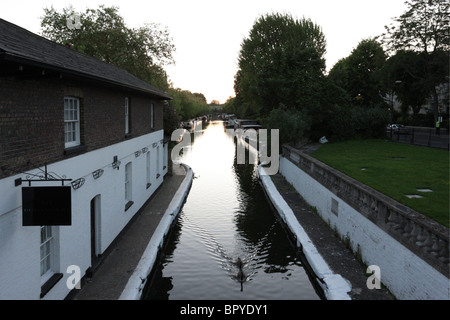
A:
[
  {"left": 168, "top": 88, "right": 209, "bottom": 121},
  {"left": 327, "top": 106, "right": 390, "bottom": 141},
  {"left": 383, "top": 51, "right": 430, "bottom": 122},
  {"left": 163, "top": 102, "right": 181, "bottom": 135},
  {"left": 235, "top": 13, "right": 327, "bottom": 118},
  {"left": 40, "top": 5, "right": 213, "bottom": 123},
  {"left": 40, "top": 5, "right": 175, "bottom": 90},
  {"left": 262, "top": 107, "right": 310, "bottom": 145},
  {"left": 381, "top": 0, "right": 449, "bottom": 54},
  {"left": 328, "top": 38, "right": 388, "bottom": 108},
  {"left": 380, "top": 0, "right": 449, "bottom": 121}
]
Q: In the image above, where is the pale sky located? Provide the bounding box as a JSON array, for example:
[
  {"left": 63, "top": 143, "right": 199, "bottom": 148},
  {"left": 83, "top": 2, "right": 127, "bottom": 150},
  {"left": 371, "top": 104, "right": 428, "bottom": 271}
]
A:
[{"left": 1, "top": 0, "right": 407, "bottom": 103}]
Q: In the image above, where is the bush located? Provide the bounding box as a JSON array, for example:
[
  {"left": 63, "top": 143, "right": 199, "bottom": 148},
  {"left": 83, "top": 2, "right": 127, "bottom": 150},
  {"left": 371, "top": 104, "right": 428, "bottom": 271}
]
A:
[
  {"left": 355, "top": 107, "right": 391, "bottom": 138},
  {"left": 262, "top": 107, "right": 311, "bottom": 145},
  {"left": 327, "top": 106, "right": 390, "bottom": 140},
  {"left": 323, "top": 105, "right": 355, "bottom": 140}
]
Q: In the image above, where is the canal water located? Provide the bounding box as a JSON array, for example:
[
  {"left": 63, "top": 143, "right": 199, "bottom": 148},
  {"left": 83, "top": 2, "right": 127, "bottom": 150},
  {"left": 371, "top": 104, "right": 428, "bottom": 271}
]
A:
[{"left": 142, "top": 121, "right": 322, "bottom": 300}]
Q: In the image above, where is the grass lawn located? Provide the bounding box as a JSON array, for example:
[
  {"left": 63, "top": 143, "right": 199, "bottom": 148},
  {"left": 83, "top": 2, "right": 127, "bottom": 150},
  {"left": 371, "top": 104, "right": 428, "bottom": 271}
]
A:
[{"left": 310, "top": 139, "right": 449, "bottom": 227}]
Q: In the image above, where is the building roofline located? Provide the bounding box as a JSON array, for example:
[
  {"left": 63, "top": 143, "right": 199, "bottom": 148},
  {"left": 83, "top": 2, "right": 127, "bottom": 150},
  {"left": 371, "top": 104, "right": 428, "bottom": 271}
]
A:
[{"left": 0, "top": 18, "right": 172, "bottom": 100}]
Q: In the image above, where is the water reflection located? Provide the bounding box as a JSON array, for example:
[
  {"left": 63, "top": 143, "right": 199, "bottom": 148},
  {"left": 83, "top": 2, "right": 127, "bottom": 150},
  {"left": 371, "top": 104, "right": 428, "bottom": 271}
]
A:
[{"left": 142, "top": 122, "right": 321, "bottom": 300}]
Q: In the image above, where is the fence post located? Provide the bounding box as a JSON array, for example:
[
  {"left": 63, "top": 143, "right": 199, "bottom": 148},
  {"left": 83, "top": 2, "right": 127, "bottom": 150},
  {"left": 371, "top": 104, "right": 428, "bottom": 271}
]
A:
[{"left": 428, "top": 128, "right": 431, "bottom": 147}]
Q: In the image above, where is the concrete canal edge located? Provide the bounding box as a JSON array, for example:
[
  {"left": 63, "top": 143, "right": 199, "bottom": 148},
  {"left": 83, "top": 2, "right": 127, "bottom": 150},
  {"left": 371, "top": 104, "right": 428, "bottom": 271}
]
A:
[
  {"left": 257, "top": 165, "right": 352, "bottom": 300},
  {"left": 119, "top": 163, "right": 194, "bottom": 300}
]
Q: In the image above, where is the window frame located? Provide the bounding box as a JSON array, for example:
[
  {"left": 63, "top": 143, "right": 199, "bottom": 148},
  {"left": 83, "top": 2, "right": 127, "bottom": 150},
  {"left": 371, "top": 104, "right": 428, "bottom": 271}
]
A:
[
  {"left": 40, "top": 225, "right": 63, "bottom": 298},
  {"left": 40, "top": 225, "right": 55, "bottom": 284},
  {"left": 64, "top": 97, "right": 81, "bottom": 148}
]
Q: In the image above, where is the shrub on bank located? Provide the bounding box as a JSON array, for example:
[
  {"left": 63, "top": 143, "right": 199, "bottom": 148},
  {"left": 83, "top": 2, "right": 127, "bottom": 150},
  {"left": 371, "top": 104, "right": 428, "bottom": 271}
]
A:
[
  {"left": 262, "top": 104, "right": 390, "bottom": 144},
  {"left": 263, "top": 106, "right": 311, "bottom": 145},
  {"left": 326, "top": 106, "right": 390, "bottom": 141}
]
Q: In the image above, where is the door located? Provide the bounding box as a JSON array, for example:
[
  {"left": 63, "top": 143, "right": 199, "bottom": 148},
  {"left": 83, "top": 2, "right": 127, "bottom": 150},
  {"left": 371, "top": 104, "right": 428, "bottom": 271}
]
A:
[{"left": 90, "top": 195, "right": 101, "bottom": 273}]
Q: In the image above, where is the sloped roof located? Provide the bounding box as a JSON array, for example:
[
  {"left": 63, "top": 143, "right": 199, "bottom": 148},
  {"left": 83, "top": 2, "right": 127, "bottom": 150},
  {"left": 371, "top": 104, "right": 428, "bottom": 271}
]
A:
[{"left": 0, "top": 18, "right": 171, "bottom": 99}]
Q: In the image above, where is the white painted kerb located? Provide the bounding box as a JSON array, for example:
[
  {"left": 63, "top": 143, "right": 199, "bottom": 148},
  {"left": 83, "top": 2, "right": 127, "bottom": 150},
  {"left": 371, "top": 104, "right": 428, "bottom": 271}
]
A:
[
  {"left": 258, "top": 165, "right": 352, "bottom": 300},
  {"left": 119, "top": 164, "right": 194, "bottom": 300}
]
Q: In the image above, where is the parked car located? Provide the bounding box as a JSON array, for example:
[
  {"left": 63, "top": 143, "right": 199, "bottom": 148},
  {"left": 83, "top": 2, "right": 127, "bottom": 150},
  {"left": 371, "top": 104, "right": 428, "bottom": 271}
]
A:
[{"left": 387, "top": 124, "right": 409, "bottom": 134}]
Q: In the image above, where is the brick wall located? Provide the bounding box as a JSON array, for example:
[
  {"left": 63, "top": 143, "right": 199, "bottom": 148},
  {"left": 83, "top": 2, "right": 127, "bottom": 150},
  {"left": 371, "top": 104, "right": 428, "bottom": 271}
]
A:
[{"left": 0, "top": 76, "right": 165, "bottom": 179}]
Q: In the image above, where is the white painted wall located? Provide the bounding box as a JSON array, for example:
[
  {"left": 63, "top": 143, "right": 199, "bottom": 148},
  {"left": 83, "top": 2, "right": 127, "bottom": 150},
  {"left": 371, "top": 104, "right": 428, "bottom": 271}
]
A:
[
  {"left": 279, "top": 156, "right": 449, "bottom": 300},
  {"left": 0, "top": 130, "right": 166, "bottom": 300}
]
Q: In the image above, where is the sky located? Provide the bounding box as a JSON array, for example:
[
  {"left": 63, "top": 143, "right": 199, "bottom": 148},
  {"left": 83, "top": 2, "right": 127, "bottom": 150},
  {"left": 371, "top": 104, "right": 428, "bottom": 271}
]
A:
[{"left": 1, "top": 0, "right": 407, "bottom": 103}]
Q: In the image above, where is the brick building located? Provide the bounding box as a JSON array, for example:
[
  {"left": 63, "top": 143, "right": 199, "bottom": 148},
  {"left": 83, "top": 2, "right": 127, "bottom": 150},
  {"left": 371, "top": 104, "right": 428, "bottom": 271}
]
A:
[{"left": 0, "top": 19, "right": 171, "bottom": 299}]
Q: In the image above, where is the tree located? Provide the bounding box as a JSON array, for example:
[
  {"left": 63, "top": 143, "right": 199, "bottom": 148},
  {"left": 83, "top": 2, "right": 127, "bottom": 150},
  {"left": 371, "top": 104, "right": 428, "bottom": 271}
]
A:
[
  {"left": 222, "top": 97, "right": 237, "bottom": 116},
  {"left": 163, "top": 102, "right": 181, "bottom": 135},
  {"left": 328, "top": 38, "right": 387, "bottom": 108},
  {"left": 382, "top": 0, "right": 449, "bottom": 53},
  {"left": 168, "top": 88, "right": 209, "bottom": 120},
  {"left": 384, "top": 51, "right": 426, "bottom": 122},
  {"left": 235, "top": 13, "right": 326, "bottom": 118},
  {"left": 327, "top": 57, "right": 349, "bottom": 92},
  {"left": 263, "top": 107, "right": 310, "bottom": 145},
  {"left": 40, "top": 5, "right": 175, "bottom": 90},
  {"left": 380, "top": 0, "right": 449, "bottom": 120},
  {"left": 383, "top": 50, "right": 447, "bottom": 124}
]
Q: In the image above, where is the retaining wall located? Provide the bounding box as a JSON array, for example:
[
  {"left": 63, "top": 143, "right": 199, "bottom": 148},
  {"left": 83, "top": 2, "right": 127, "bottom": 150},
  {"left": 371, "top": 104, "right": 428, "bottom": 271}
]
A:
[{"left": 280, "top": 145, "right": 449, "bottom": 300}]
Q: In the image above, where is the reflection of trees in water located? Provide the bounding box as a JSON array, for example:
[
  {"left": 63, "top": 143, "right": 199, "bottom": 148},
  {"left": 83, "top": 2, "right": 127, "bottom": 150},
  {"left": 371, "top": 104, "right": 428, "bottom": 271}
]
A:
[{"left": 231, "top": 140, "right": 295, "bottom": 268}]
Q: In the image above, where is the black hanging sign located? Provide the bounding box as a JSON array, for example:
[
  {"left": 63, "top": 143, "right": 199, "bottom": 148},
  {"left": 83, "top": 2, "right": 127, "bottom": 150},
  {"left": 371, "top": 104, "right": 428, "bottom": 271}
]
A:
[{"left": 22, "top": 186, "right": 72, "bottom": 226}]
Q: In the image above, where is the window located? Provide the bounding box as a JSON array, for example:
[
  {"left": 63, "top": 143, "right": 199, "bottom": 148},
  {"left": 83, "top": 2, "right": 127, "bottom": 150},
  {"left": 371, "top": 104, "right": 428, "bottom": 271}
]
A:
[
  {"left": 64, "top": 97, "right": 80, "bottom": 148},
  {"left": 151, "top": 103, "right": 155, "bottom": 129},
  {"left": 146, "top": 151, "right": 151, "bottom": 189},
  {"left": 125, "top": 97, "right": 130, "bottom": 135},
  {"left": 125, "top": 162, "right": 133, "bottom": 210},
  {"left": 40, "top": 226, "right": 54, "bottom": 282},
  {"left": 40, "top": 226, "right": 62, "bottom": 297}
]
